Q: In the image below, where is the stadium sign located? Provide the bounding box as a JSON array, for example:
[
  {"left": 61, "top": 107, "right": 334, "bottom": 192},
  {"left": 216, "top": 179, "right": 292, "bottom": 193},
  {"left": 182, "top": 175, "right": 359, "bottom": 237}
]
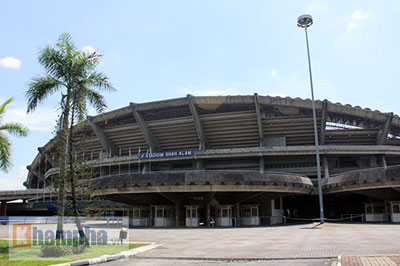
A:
[{"left": 139, "top": 150, "right": 195, "bottom": 159}]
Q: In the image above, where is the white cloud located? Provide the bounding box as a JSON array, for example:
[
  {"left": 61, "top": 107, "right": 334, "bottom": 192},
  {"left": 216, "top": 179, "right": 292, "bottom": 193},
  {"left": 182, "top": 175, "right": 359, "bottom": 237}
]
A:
[
  {"left": 352, "top": 9, "right": 368, "bottom": 20},
  {"left": 0, "top": 165, "right": 28, "bottom": 190},
  {"left": 348, "top": 22, "right": 356, "bottom": 30},
  {"left": 271, "top": 69, "right": 277, "bottom": 78},
  {"left": 82, "top": 45, "right": 97, "bottom": 54},
  {"left": 0, "top": 57, "right": 21, "bottom": 69},
  {"left": 179, "top": 86, "right": 240, "bottom": 96},
  {"left": 347, "top": 9, "right": 368, "bottom": 30},
  {"left": 4, "top": 106, "right": 58, "bottom": 132}
]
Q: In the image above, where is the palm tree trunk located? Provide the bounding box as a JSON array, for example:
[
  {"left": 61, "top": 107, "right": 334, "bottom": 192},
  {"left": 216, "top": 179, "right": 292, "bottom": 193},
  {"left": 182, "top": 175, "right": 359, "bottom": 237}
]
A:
[
  {"left": 56, "top": 133, "right": 67, "bottom": 240},
  {"left": 56, "top": 93, "right": 71, "bottom": 240},
  {"left": 68, "top": 106, "right": 86, "bottom": 240}
]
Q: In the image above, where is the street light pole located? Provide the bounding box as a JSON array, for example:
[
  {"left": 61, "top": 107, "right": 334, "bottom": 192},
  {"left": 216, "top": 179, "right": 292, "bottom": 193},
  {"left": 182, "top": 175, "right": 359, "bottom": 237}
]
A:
[{"left": 297, "top": 14, "right": 325, "bottom": 223}]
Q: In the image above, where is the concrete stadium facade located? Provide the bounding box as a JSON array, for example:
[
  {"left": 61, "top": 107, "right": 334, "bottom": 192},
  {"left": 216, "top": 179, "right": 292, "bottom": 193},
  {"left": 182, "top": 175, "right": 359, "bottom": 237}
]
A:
[{"left": 16, "top": 94, "right": 400, "bottom": 226}]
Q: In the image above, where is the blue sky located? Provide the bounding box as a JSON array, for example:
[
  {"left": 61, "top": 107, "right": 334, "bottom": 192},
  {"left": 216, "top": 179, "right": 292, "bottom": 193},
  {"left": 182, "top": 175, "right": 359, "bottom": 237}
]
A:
[{"left": 1, "top": 0, "right": 399, "bottom": 190}]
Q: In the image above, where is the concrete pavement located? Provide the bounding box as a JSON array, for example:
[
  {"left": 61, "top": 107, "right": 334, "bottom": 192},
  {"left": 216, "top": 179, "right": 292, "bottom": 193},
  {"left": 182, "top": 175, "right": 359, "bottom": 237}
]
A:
[
  {"left": 2, "top": 222, "right": 400, "bottom": 265},
  {"left": 107, "top": 223, "right": 400, "bottom": 265}
]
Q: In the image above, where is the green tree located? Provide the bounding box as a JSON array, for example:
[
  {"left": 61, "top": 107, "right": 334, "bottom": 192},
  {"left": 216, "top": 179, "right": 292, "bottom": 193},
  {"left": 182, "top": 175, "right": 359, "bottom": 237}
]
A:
[
  {"left": 26, "top": 33, "right": 114, "bottom": 239},
  {"left": 0, "top": 98, "right": 29, "bottom": 172}
]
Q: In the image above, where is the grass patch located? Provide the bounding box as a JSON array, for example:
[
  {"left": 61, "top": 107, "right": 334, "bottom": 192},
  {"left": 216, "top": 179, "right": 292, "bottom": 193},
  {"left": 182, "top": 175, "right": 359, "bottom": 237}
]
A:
[{"left": 0, "top": 240, "right": 146, "bottom": 266}]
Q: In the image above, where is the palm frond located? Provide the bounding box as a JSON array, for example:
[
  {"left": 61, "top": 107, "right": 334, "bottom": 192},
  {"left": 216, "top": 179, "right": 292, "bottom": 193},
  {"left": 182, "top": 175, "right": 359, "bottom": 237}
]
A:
[
  {"left": 0, "top": 97, "right": 14, "bottom": 116},
  {"left": 86, "top": 72, "right": 115, "bottom": 92},
  {"left": 0, "top": 122, "right": 29, "bottom": 137},
  {"left": 38, "top": 46, "right": 67, "bottom": 81},
  {"left": 83, "top": 51, "right": 103, "bottom": 70},
  {"left": 86, "top": 88, "right": 107, "bottom": 114},
  {"left": 72, "top": 89, "right": 89, "bottom": 122},
  {"left": 57, "top": 33, "right": 77, "bottom": 58},
  {"left": 26, "top": 76, "right": 61, "bottom": 113},
  {"left": 0, "top": 133, "right": 11, "bottom": 172}
]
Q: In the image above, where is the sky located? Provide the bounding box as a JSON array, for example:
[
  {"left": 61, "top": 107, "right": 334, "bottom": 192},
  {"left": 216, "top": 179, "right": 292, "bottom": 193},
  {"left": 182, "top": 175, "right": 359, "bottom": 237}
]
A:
[{"left": 1, "top": 0, "right": 400, "bottom": 190}]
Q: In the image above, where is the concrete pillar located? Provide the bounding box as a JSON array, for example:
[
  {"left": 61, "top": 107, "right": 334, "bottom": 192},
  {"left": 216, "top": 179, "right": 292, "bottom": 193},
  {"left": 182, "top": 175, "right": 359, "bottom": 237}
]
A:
[
  {"left": 259, "top": 157, "right": 265, "bottom": 173},
  {"left": 100, "top": 165, "right": 106, "bottom": 176},
  {"left": 0, "top": 201, "right": 7, "bottom": 216},
  {"left": 175, "top": 202, "right": 182, "bottom": 227},
  {"left": 142, "top": 164, "right": 149, "bottom": 173},
  {"left": 196, "top": 160, "right": 204, "bottom": 170},
  {"left": 381, "top": 155, "right": 387, "bottom": 169},
  {"left": 149, "top": 204, "right": 153, "bottom": 227},
  {"left": 236, "top": 203, "right": 240, "bottom": 227},
  {"left": 203, "top": 192, "right": 215, "bottom": 227},
  {"left": 323, "top": 156, "right": 330, "bottom": 178},
  {"left": 206, "top": 204, "right": 211, "bottom": 227}
]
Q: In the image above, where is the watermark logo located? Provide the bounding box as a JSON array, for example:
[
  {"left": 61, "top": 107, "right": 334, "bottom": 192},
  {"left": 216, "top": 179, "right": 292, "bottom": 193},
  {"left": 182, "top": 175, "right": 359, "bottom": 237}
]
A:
[
  {"left": 11, "top": 225, "right": 110, "bottom": 248},
  {"left": 12, "top": 224, "right": 31, "bottom": 248},
  {"left": 8, "top": 216, "right": 130, "bottom": 261}
]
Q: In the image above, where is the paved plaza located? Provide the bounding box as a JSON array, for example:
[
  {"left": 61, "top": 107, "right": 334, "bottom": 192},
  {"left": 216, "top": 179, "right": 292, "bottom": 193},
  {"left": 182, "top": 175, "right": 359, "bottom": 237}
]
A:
[
  {"left": 112, "top": 222, "right": 400, "bottom": 265},
  {"left": 1, "top": 222, "right": 400, "bottom": 265}
]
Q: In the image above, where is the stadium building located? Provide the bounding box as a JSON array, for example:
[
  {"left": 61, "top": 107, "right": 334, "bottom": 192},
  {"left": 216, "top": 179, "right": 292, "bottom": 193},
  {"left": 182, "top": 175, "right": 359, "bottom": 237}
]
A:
[{"left": 4, "top": 94, "right": 400, "bottom": 227}]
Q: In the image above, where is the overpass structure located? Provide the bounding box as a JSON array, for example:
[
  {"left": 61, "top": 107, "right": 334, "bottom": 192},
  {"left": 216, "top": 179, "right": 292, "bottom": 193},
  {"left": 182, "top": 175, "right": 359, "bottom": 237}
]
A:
[{"left": 16, "top": 95, "right": 400, "bottom": 226}]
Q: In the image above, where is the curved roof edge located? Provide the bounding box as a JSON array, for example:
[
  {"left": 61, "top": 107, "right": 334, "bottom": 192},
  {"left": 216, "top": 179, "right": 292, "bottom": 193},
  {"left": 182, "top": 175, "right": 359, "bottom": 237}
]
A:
[{"left": 88, "top": 95, "right": 398, "bottom": 126}]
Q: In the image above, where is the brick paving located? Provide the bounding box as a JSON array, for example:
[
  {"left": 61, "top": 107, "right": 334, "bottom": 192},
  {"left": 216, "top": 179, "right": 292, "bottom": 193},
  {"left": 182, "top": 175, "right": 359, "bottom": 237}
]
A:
[
  {"left": 2, "top": 222, "right": 400, "bottom": 265},
  {"left": 341, "top": 256, "right": 400, "bottom": 266},
  {"left": 125, "top": 223, "right": 400, "bottom": 259}
]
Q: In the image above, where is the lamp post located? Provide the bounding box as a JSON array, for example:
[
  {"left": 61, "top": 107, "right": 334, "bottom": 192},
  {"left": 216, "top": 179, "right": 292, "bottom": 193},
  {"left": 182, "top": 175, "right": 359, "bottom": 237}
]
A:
[{"left": 297, "top": 14, "right": 325, "bottom": 223}]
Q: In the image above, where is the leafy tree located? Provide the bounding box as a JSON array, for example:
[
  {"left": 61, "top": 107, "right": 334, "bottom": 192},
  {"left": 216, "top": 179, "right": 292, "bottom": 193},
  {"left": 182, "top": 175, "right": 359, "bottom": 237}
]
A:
[
  {"left": 26, "top": 33, "right": 114, "bottom": 239},
  {"left": 0, "top": 98, "right": 29, "bottom": 172}
]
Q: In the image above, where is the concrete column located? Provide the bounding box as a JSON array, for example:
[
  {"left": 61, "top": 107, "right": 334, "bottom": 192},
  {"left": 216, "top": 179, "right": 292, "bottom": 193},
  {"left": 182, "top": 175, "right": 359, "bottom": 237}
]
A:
[
  {"left": 206, "top": 204, "right": 211, "bottom": 227},
  {"left": 203, "top": 192, "right": 215, "bottom": 227},
  {"left": 196, "top": 160, "right": 204, "bottom": 170},
  {"left": 381, "top": 155, "right": 387, "bottom": 169},
  {"left": 259, "top": 157, "right": 265, "bottom": 173},
  {"left": 0, "top": 201, "right": 7, "bottom": 216},
  {"left": 149, "top": 204, "right": 153, "bottom": 227},
  {"left": 175, "top": 202, "right": 181, "bottom": 227},
  {"left": 323, "top": 156, "right": 330, "bottom": 178},
  {"left": 376, "top": 113, "right": 393, "bottom": 145},
  {"left": 142, "top": 164, "right": 149, "bottom": 173},
  {"left": 100, "top": 165, "right": 107, "bottom": 176},
  {"left": 236, "top": 203, "right": 240, "bottom": 227},
  {"left": 187, "top": 95, "right": 208, "bottom": 150},
  {"left": 130, "top": 103, "right": 162, "bottom": 151}
]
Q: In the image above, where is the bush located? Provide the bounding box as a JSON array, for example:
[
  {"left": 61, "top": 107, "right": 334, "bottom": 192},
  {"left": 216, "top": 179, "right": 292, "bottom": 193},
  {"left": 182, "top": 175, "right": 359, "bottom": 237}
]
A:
[
  {"left": 72, "top": 244, "right": 86, "bottom": 254},
  {"left": 40, "top": 245, "right": 71, "bottom": 257},
  {"left": 40, "top": 237, "right": 88, "bottom": 257}
]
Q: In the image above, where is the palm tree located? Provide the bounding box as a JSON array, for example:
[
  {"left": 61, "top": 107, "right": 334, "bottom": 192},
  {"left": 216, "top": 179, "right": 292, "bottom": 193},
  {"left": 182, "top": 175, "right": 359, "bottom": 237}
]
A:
[
  {"left": 26, "top": 33, "right": 114, "bottom": 240},
  {"left": 0, "top": 98, "right": 29, "bottom": 172}
]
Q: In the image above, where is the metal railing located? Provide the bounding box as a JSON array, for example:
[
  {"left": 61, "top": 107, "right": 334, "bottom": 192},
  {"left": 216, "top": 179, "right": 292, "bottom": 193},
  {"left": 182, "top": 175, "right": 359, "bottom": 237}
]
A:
[
  {"left": 1, "top": 216, "right": 58, "bottom": 225},
  {"left": 0, "top": 216, "right": 126, "bottom": 225},
  {"left": 92, "top": 169, "right": 309, "bottom": 180},
  {"left": 333, "top": 213, "right": 393, "bottom": 223},
  {"left": 339, "top": 213, "right": 364, "bottom": 222},
  {"left": 330, "top": 164, "right": 400, "bottom": 178}
]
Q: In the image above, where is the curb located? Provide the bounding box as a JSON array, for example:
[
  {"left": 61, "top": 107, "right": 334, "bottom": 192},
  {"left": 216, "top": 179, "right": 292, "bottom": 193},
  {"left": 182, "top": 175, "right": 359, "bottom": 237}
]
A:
[
  {"left": 52, "top": 242, "right": 163, "bottom": 266},
  {"left": 337, "top": 255, "right": 341, "bottom": 266}
]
